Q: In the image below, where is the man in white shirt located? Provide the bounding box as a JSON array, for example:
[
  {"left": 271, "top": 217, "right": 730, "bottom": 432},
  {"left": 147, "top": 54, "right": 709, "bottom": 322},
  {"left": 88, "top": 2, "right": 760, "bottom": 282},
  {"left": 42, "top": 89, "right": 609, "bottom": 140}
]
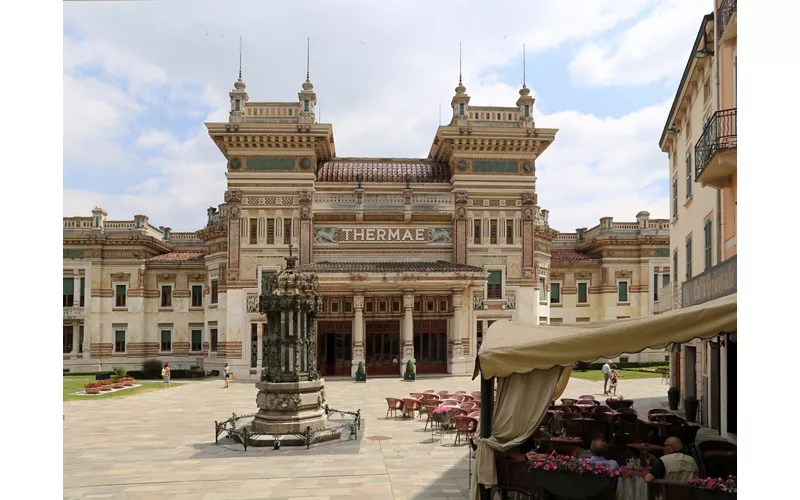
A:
[{"left": 602, "top": 361, "right": 611, "bottom": 395}]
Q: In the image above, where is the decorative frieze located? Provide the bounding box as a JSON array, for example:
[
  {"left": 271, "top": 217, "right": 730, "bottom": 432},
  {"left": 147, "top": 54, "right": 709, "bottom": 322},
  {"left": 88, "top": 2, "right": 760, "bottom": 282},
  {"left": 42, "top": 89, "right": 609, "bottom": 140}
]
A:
[
  {"left": 472, "top": 292, "right": 484, "bottom": 310},
  {"left": 505, "top": 292, "right": 516, "bottom": 310}
]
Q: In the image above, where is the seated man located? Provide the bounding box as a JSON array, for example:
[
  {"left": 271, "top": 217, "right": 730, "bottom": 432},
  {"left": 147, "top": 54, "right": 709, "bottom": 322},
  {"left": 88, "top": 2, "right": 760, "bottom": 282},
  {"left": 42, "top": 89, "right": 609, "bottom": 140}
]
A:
[
  {"left": 645, "top": 436, "right": 699, "bottom": 483},
  {"left": 588, "top": 439, "right": 620, "bottom": 470}
]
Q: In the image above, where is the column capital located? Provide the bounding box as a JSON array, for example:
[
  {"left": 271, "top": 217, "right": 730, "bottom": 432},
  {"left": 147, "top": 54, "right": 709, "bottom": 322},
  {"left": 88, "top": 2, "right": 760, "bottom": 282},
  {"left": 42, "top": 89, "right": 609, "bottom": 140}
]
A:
[
  {"left": 403, "top": 293, "right": 415, "bottom": 310},
  {"left": 452, "top": 289, "right": 464, "bottom": 309},
  {"left": 353, "top": 294, "right": 364, "bottom": 310}
]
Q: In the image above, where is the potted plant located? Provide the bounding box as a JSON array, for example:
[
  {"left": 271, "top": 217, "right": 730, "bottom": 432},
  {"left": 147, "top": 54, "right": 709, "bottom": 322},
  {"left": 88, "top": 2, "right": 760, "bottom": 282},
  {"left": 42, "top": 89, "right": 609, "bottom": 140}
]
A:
[
  {"left": 99, "top": 380, "right": 113, "bottom": 391},
  {"left": 684, "top": 395, "right": 699, "bottom": 422},
  {"left": 123, "top": 376, "right": 134, "bottom": 387},
  {"left": 431, "top": 406, "right": 452, "bottom": 429},
  {"left": 403, "top": 359, "right": 416, "bottom": 381},
  {"left": 84, "top": 382, "right": 101, "bottom": 395},
  {"left": 689, "top": 475, "right": 737, "bottom": 499},
  {"left": 667, "top": 386, "right": 680, "bottom": 410},
  {"left": 112, "top": 365, "right": 127, "bottom": 379},
  {"left": 530, "top": 455, "right": 620, "bottom": 500},
  {"left": 355, "top": 362, "right": 367, "bottom": 382},
  {"left": 111, "top": 378, "right": 124, "bottom": 389},
  {"left": 605, "top": 395, "right": 634, "bottom": 410}
]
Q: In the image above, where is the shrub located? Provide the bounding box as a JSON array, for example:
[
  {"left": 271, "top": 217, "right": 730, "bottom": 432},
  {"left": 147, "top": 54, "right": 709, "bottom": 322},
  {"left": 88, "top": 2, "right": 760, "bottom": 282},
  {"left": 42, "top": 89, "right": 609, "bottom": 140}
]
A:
[
  {"left": 357, "top": 362, "right": 365, "bottom": 375},
  {"left": 112, "top": 365, "right": 127, "bottom": 378},
  {"left": 142, "top": 359, "right": 163, "bottom": 379}
]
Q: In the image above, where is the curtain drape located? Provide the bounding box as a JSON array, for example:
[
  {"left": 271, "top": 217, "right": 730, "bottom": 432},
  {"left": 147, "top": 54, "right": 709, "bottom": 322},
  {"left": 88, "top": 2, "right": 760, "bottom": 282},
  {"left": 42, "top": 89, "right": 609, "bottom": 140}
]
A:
[
  {"left": 470, "top": 366, "right": 564, "bottom": 500},
  {"left": 551, "top": 366, "right": 572, "bottom": 403}
]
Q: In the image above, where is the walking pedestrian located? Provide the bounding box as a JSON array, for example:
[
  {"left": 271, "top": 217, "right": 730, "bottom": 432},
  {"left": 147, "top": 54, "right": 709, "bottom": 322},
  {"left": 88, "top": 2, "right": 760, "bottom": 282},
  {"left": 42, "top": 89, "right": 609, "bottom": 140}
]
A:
[
  {"left": 162, "top": 362, "right": 171, "bottom": 389},
  {"left": 609, "top": 364, "right": 619, "bottom": 395},
  {"left": 223, "top": 362, "right": 230, "bottom": 388},
  {"left": 602, "top": 361, "right": 611, "bottom": 395}
]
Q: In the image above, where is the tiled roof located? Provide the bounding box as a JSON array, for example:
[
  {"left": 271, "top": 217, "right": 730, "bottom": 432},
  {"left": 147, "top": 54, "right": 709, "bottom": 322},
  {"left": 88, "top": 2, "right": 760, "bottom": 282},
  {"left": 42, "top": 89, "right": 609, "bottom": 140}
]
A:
[
  {"left": 317, "top": 158, "right": 450, "bottom": 183},
  {"left": 147, "top": 252, "right": 206, "bottom": 262},
  {"left": 293, "top": 261, "right": 486, "bottom": 273},
  {"left": 550, "top": 250, "right": 595, "bottom": 261}
]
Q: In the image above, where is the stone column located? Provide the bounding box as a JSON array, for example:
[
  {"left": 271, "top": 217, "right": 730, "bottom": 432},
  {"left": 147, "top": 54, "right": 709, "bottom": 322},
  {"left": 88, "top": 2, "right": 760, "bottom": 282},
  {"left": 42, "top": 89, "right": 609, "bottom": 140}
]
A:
[
  {"left": 449, "top": 289, "right": 467, "bottom": 375},
  {"left": 454, "top": 191, "right": 469, "bottom": 264},
  {"left": 73, "top": 276, "right": 81, "bottom": 308},
  {"left": 401, "top": 291, "right": 415, "bottom": 375},
  {"left": 351, "top": 293, "right": 365, "bottom": 377},
  {"left": 299, "top": 190, "right": 313, "bottom": 264},
  {"left": 72, "top": 320, "right": 79, "bottom": 354}
]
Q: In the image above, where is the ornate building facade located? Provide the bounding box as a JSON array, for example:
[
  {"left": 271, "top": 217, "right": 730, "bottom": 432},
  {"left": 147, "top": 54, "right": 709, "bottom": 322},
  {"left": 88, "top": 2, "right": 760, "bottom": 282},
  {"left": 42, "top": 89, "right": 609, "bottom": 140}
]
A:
[{"left": 63, "top": 69, "right": 669, "bottom": 379}]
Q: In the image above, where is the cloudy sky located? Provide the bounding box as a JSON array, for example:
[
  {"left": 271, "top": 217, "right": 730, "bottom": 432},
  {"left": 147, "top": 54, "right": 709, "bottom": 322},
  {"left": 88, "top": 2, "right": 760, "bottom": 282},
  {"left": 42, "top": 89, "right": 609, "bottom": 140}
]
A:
[{"left": 63, "top": 0, "right": 710, "bottom": 233}]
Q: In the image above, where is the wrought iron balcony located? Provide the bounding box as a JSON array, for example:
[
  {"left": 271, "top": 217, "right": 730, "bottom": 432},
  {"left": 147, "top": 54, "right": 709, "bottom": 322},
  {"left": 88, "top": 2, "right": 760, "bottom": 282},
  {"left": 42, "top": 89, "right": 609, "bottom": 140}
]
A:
[
  {"left": 695, "top": 108, "right": 737, "bottom": 188},
  {"left": 718, "top": 0, "right": 737, "bottom": 40}
]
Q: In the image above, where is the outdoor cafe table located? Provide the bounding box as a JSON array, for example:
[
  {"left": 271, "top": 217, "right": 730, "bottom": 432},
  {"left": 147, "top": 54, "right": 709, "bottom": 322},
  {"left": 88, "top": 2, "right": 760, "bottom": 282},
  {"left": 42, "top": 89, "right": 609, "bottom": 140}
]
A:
[
  {"left": 616, "top": 467, "right": 648, "bottom": 500},
  {"left": 575, "top": 402, "right": 596, "bottom": 413}
]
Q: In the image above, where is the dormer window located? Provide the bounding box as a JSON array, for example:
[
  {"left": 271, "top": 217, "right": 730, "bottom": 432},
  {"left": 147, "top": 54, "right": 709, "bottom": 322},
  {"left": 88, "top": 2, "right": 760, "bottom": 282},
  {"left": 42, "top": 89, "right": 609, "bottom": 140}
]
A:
[
  {"left": 235, "top": 99, "right": 240, "bottom": 112},
  {"left": 304, "top": 100, "right": 310, "bottom": 112},
  {"left": 459, "top": 103, "right": 465, "bottom": 116},
  {"left": 524, "top": 104, "right": 530, "bottom": 117}
]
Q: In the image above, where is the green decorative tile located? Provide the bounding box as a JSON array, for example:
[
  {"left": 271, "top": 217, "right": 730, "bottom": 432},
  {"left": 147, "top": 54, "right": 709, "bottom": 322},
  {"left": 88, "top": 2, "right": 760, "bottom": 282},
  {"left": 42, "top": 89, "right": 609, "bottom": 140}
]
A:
[
  {"left": 246, "top": 158, "right": 296, "bottom": 171},
  {"left": 471, "top": 160, "right": 519, "bottom": 174}
]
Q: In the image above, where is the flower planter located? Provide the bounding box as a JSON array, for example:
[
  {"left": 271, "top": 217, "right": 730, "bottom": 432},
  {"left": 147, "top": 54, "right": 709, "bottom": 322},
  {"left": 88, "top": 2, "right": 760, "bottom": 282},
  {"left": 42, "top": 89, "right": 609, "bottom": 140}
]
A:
[
  {"left": 99, "top": 386, "right": 112, "bottom": 391},
  {"left": 606, "top": 399, "right": 634, "bottom": 410},
  {"left": 123, "top": 381, "right": 134, "bottom": 387},
  {"left": 112, "top": 383, "right": 124, "bottom": 389},
  {"left": 432, "top": 410, "right": 452, "bottom": 428},
  {"left": 85, "top": 387, "right": 101, "bottom": 395},
  {"left": 695, "top": 490, "right": 736, "bottom": 500},
  {"left": 530, "top": 469, "right": 615, "bottom": 500}
]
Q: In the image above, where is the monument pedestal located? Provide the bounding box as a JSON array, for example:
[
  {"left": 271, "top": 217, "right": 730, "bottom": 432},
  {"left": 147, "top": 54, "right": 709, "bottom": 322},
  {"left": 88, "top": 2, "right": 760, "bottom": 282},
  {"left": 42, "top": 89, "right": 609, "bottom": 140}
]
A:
[{"left": 252, "top": 379, "right": 327, "bottom": 434}]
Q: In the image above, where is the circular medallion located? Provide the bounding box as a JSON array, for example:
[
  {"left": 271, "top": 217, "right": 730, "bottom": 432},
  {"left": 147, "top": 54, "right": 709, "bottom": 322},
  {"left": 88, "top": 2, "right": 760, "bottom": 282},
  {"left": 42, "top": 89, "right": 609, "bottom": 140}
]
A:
[
  {"left": 523, "top": 162, "right": 533, "bottom": 173},
  {"left": 228, "top": 157, "right": 242, "bottom": 170},
  {"left": 301, "top": 158, "right": 311, "bottom": 169},
  {"left": 457, "top": 160, "right": 467, "bottom": 171}
]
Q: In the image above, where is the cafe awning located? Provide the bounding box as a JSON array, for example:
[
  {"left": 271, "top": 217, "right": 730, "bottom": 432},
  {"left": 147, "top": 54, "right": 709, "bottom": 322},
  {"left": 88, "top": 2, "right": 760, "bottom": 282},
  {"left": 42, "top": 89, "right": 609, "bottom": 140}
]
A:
[{"left": 474, "top": 293, "right": 736, "bottom": 379}]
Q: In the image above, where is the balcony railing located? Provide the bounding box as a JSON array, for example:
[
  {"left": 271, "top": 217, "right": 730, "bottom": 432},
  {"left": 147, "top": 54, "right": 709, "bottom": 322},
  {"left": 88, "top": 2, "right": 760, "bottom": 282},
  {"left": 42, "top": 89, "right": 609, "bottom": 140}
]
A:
[
  {"left": 695, "top": 108, "right": 737, "bottom": 179},
  {"left": 718, "top": 0, "right": 737, "bottom": 37}
]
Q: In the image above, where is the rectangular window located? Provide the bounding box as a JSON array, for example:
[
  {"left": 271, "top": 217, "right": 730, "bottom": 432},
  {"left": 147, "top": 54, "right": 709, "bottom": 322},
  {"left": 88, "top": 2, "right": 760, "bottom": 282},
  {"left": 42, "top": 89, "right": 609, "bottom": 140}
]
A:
[
  {"left": 459, "top": 103, "right": 465, "bottom": 115},
  {"left": 663, "top": 273, "right": 670, "bottom": 287},
  {"left": 284, "top": 219, "right": 292, "bottom": 244},
  {"left": 703, "top": 80, "right": 711, "bottom": 103},
  {"left": 160, "top": 330, "right": 172, "bottom": 352},
  {"left": 673, "top": 251, "right": 678, "bottom": 283},
  {"left": 114, "top": 330, "right": 126, "bottom": 353},
  {"left": 473, "top": 219, "right": 481, "bottom": 244},
  {"left": 672, "top": 177, "right": 678, "bottom": 217},
  {"left": 267, "top": 218, "right": 275, "bottom": 245},
  {"left": 487, "top": 271, "right": 502, "bottom": 299},
  {"left": 685, "top": 237, "right": 693, "bottom": 280},
  {"left": 685, "top": 151, "right": 692, "bottom": 198},
  {"left": 345, "top": 301, "right": 353, "bottom": 313},
  {"left": 378, "top": 301, "right": 387, "bottom": 313},
  {"left": 550, "top": 283, "right": 561, "bottom": 304},
  {"left": 506, "top": 220, "right": 514, "bottom": 244},
  {"left": 115, "top": 284, "right": 127, "bottom": 308},
  {"left": 211, "top": 279, "right": 219, "bottom": 304},
  {"left": 365, "top": 300, "right": 374, "bottom": 313},
  {"left": 63, "top": 277, "right": 74, "bottom": 307},
  {"left": 191, "top": 329, "right": 203, "bottom": 352},
  {"left": 426, "top": 300, "right": 434, "bottom": 312},
  {"left": 191, "top": 285, "right": 203, "bottom": 308},
  {"left": 160, "top": 285, "right": 172, "bottom": 308},
  {"left": 618, "top": 281, "right": 629, "bottom": 303},
  {"left": 63, "top": 325, "right": 73, "bottom": 354},
  {"left": 249, "top": 218, "right": 258, "bottom": 245},
  {"left": 210, "top": 328, "right": 218, "bottom": 352},
  {"left": 524, "top": 104, "right": 530, "bottom": 117},
  {"left": 392, "top": 300, "right": 400, "bottom": 313},
  {"left": 704, "top": 219, "right": 713, "bottom": 271},
  {"left": 80, "top": 277, "right": 85, "bottom": 307},
  {"left": 476, "top": 321, "right": 483, "bottom": 348},
  {"left": 490, "top": 219, "right": 498, "bottom": 244},
  {"left": 235, "top": 99, "right": 240, "bottom": 111},
  {"left": 79, "top": 325, "right": 84, "bottom": 354},
  {"left": 539, "top": 278, "right": 546, "bottom": 301},
  {"left": 577, "top": 282, "right": 589, "bottom": 304}
]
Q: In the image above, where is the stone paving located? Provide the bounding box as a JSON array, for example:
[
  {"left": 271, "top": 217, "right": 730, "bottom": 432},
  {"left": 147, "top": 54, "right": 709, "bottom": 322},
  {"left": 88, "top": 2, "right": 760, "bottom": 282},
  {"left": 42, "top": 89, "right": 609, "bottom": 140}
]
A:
[{"left": 64, "top": 374, "right": 668, "bottom": 500}]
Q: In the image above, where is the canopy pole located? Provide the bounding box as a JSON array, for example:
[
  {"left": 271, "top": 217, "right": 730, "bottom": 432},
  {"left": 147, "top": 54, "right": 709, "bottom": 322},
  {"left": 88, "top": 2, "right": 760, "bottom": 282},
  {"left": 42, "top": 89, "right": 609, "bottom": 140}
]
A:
[{"left": 478, "top": 375, "right": 494, "bottom": 500}]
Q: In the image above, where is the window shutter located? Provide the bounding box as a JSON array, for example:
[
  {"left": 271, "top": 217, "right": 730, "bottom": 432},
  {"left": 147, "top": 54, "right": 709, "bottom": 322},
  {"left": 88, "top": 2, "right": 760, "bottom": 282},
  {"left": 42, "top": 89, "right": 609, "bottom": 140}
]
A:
[{"left": 63, "top": 278, "right": 74, "bottom": 296}]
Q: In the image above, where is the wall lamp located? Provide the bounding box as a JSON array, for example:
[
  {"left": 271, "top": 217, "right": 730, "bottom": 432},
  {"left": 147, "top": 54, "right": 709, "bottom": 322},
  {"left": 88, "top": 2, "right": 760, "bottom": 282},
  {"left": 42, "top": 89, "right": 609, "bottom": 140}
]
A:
[
  {"left": 666, "top": 128, "right": 679, "bottom": 135},
  {"left": 694, "top": 49, "right": 714, "bottom": 58}
]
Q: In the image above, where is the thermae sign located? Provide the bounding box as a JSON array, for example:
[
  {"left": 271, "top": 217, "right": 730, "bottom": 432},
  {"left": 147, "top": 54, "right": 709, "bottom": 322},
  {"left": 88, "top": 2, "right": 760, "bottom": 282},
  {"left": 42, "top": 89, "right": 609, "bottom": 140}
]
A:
[{"left": 340, "top": 227, "right": 427, "bottom": 243}]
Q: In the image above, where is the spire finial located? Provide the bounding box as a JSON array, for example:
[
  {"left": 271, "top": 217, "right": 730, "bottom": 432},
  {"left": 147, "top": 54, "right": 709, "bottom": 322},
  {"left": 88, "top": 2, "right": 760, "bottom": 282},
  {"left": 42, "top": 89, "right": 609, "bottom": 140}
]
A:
[
  {"left": 306, "top": 37, "right": 310, "bottom": 80},
  {"left": 459, "top": 42, "right": 462, "bottom": 86},
  {"left": 522, "top": 43, "right": 526, "bottom": 88},
  {"left": 239, "top": 37, "right": 243, "bottom": 80}
]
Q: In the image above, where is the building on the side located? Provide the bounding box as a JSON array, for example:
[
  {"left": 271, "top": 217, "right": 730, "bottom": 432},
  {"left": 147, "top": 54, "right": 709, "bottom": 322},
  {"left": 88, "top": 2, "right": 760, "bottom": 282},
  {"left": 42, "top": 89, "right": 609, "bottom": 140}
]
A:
[
  {"left": 657, "top": 3, "right": 736, "bottom": 442},
  {"left": 63, "top": 61, "right": 670, "bottom": 379}
]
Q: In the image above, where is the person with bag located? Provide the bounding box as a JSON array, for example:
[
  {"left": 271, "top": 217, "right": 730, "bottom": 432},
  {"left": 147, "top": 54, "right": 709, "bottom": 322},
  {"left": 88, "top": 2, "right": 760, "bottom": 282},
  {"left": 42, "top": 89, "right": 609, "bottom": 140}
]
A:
[
  {"left": 162, "top": 362, "right": 171, "bottom": 389},
  {"left": 223, "top": 362, "right": 230, "bottom": 388}
]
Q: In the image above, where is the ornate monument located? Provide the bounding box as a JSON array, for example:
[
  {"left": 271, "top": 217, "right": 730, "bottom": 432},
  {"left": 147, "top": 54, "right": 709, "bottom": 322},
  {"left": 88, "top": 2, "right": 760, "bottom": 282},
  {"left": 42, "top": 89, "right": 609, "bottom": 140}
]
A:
[{"left": 252, "top": 245, "right": 329, "bottom": 437}]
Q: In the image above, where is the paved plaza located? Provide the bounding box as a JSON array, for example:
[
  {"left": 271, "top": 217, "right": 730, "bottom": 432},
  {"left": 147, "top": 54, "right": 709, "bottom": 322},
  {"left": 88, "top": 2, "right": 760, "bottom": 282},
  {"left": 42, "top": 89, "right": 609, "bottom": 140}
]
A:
[{"left": 64, "top": 375, "right": 668, "bottom": 500}]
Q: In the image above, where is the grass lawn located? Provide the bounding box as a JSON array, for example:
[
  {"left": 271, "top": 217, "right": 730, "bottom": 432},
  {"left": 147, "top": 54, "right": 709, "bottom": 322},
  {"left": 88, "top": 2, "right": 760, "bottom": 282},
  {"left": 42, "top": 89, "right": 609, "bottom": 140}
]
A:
[
  {"left": 63, "top": 376, "right": 182, "bottom": 402},
  {"left": 569, "top": 366, "right": 668, "bottom": 382}
]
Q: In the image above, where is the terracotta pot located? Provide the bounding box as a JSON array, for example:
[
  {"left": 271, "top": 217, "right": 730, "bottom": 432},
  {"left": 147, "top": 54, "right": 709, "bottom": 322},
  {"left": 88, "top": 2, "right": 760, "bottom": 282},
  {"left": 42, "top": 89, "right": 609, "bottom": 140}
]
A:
[
  {"left": 100, "top": 386, "right": 112, "bottom": 391},
  {"left": 123, "top": 381, "right": 133, "bottom": 387},
  {"left": 85, "top": 387, "right": 101, "bottom": 394},
  {"left": 112, "top": 383, "right": 124, "bottom": 389}
]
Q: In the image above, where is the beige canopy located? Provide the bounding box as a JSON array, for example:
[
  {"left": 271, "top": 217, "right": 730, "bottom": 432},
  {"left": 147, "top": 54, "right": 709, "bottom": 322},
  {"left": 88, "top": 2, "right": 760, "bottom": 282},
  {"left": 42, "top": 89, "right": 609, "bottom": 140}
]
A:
[{"left": 474, "top": 293, "right": 737, "bottom": 379}]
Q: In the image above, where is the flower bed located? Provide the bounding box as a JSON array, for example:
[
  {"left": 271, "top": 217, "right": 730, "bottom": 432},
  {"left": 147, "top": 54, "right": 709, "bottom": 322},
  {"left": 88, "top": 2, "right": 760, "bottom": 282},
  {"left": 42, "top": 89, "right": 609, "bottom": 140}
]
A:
[
  {"left": 530, "top": 455, "right": 620, "bottom": 500},
  {"left": 77, "top": 377, "right": 139, "bottom": 396},
  {"left": 690, "top": 475, "right": 737, "bottom": 499}
]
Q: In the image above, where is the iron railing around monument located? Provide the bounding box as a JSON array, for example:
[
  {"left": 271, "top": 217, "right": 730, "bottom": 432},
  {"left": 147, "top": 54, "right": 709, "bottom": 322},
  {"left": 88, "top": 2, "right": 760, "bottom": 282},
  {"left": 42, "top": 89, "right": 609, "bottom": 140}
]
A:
[{"left": 214, "top": 404, "right": 361, "bottom": 451}]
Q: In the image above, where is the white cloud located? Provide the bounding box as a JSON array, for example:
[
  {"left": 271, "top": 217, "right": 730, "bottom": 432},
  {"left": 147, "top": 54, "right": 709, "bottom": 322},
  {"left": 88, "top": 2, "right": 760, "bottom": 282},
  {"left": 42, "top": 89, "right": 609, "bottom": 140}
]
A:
[
  {"left": 569, "top": 0, "right": 711, "bottom": 86},
  {"left": 63, "top": 0, "right": 675, "bottom": 231}
]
